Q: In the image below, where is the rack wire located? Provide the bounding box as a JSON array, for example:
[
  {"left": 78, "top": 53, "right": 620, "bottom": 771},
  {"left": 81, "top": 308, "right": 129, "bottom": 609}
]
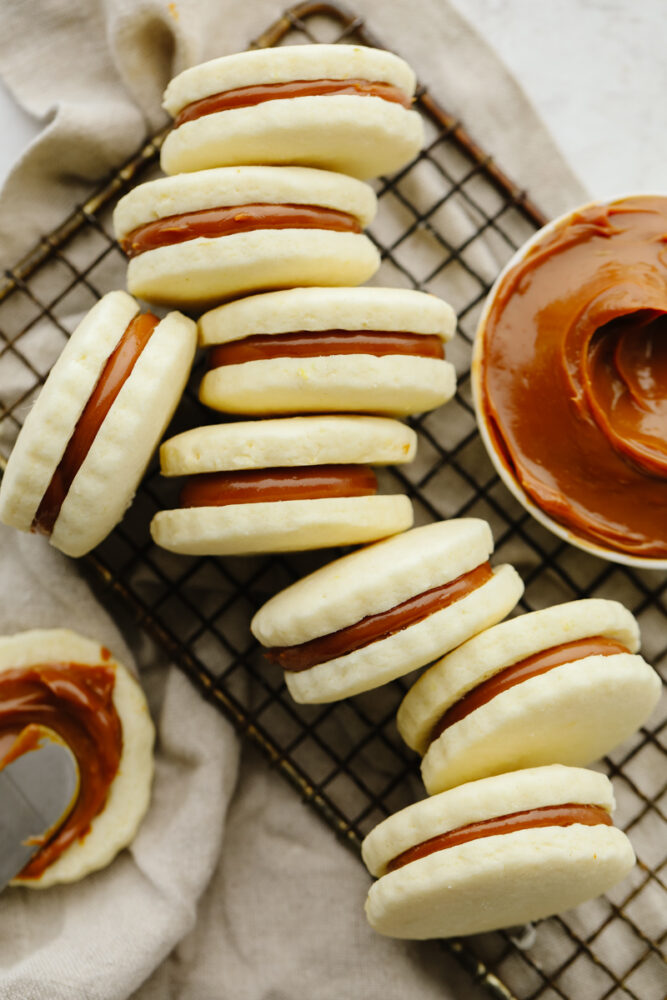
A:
[{"left": 0, "top": 4, "right": 665, "bottom": 998}]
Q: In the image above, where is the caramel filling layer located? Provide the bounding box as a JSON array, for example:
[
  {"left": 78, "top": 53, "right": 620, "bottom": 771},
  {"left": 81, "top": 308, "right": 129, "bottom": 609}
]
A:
[
  {"left": 385, "top": 803, "right": 613, "bottom": 873},
  {"left": 120, "top": 204, "right": 362, "bottom": 258},
  {"left": 173, "top": 78, "right": 412, "bottom": 127},
  {"left": 179, "top": 465, "right": 378, "bottom": 509},
  {"left": 208, "top": 330, "right": 445, "bottom": 367},
  {"left": 429, "top": 635, "right": 630, "bottom": 745},
  {"left": 0, "top": 663, "right": 122, "bottom": 879},
  {"left": 32, "top": 312, "right": 159, "bottom": 538},
  {"left": 265, "top": 561, "right": 493, "bottom": 673}
]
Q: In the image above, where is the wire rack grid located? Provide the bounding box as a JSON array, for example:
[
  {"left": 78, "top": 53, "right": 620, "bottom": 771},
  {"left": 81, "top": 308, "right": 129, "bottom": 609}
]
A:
[{"left": 0, "top": 4, "right": 665, "bottom": 999}]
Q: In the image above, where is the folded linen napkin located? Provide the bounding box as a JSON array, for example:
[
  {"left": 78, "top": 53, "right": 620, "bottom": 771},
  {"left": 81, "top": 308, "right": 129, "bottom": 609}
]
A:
[{"left": 0, "top": 2, "right": 592, "bottom": 999}]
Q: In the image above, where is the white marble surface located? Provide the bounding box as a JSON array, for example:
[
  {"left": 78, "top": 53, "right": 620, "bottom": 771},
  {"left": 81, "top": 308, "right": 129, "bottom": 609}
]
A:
[{"left": 0, "top": 0, "right": 665, "bottom": 201}]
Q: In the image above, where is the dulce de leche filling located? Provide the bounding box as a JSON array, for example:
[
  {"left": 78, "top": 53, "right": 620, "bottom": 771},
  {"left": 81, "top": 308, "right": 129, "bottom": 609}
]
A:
[
  {"left": 385, "top": 802, "right": 613, "bottom": 873},
  {"left": 120, "top": 204, "right": 362, "bottom": 259},
  {"left": 173, "top": 78, "right": 412, "bottom": 128},
  {"left": 179, "top": 465, "right": 378, "bottom": 509},
  {"left": 480, "top": 195, "right": 667, "bottom": 557},
  {"left": 429, "top": 635, "right": 630, "bottom": 746},
  {"left": 265, "top": 561, "right": 493, "bottom": 673},
  {"left": 208, "top": 330, "right": 445, "bottom": 367},
  {"left": 32, "top": 311, "right": 159, "bottom": 538},
  {"left": 0, "top": 661, "right": 122, "bottom": 878}
]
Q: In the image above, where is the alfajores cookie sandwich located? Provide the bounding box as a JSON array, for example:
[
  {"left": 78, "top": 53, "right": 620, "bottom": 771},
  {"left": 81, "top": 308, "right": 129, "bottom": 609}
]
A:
[
  {"left": 150, "top": 415, "right": 416, "bottom": 556},
  {"left": 0, "top": 291, "right": 196, "bottom": 557},
  {"left": 198, "top": 286, "right": 457, "bottom": 417},
  {"left": 362, "top": 765, "right": 635, "bottom": 938},
  {"left": 251, "top": 519, "right": 524, "bottom": 703},
  {"left": 113, "top": 166, "right": 379, "bottom": 308},
  {"left": 160, "top": 45, "right": 423, "bottom": 179},
  {"left": 397, "top": 599, "right": 662, "bottom": 794}
]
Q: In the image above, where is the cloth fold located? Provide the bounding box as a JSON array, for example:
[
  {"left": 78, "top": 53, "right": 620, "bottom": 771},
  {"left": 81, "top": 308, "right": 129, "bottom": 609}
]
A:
[{"left": 0, "top": 2, "right": 590, "bottom": 999}]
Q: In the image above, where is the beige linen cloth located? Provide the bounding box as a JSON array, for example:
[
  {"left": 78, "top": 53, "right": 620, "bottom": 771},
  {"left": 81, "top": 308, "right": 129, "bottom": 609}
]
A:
[{"left": 0, "top": 2, "right": 589, "bottom": 999}]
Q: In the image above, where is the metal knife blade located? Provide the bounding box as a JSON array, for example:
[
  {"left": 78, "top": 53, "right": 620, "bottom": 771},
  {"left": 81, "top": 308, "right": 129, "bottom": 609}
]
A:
[{"left": 0, "top": 726, "right": 79, "bottom": 890}]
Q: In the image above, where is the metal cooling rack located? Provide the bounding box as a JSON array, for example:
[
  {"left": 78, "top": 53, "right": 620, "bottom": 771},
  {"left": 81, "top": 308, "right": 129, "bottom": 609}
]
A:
[{"left": 0, "top": 4, "right": 665, "bottom": 999}]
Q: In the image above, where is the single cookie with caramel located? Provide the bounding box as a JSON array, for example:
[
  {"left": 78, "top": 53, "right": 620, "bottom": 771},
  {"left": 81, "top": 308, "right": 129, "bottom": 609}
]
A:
[
  {"left": 160, "top": 44, "right": 423, "bottom": 179},
  {"left": 398, "top": 599, "right": 661, "bottom": 794},
  {"left": 251, "top": 519, "right": 524, "bottom": 703},
  {"left": 150, "top": 415, "right": 416, "bottom": 557},
  {"left": 198, "top": 286, "right": 457, "bottom": 417},
  {"left": 0, "top": 629, "right": 154, "bottom": 888},
  {"left": 362, "top": 765, "right": 635, "bottom": 939},
  {"left": 0, "top": 291, "right": 197, "bottom": 557},
  {"left": 113, "top": 166, "right": 379, "bottom": 308}
]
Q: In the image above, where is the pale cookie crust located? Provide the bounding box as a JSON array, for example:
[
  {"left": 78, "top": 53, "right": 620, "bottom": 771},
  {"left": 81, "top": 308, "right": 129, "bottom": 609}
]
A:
[
  {"left": 163, "top": 46, "right": 417, "bottom": 115},
  {"left": 198, "top": 286, "right": 456, "bottom": 347},
  {"left": 113, "top": 166, "right": 377, "bottom": 238},
  {"left": 362, "top": 765, "right": 615, "bottom": 877},
  {"left": 252, "top": 519, "right": 495, "bottom": 647},
  {"left": 398, "top": 599, "right": 642, "bottom": 754},
  {"left": 0, "top": 629, "right": 154, "bottom": 889},
  {"left": 160, "top": 416, "right": 417, "bottom": 476},
  {"left": 420, "top": 652, "right": 661, "bottom": 794},
  {"left": 51, "top": 311, "right": 196, "bottom": 557},
  {"left": 160, "top": 98, "right": 423, "bottom": 179},
  {"left": 0, "top": 291, "right": 139, "bottom": 533},
  {"left": 199, "top": 355, "right": 457, "bottom": 417},
  {"left": 150, "top": 494, "right": 413, "bottom": 556},
  {"left": 126, "top": 230, "right": 380, "bottom": 308},
  {"left": 364, "top": 824, "right": 634, "bottom": 939},
  {"left": 282, "top": 564, "right": 523, "bottom": 704}
]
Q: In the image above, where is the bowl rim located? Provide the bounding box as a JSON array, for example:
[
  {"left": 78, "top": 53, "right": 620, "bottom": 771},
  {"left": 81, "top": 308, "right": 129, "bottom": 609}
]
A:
[{"left": 471, "top": 192, "right": 667, "bottom": 571}]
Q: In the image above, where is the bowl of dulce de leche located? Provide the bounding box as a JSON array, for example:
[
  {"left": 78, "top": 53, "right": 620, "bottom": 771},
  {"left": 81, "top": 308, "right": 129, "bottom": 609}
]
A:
[{"left": 472, "top": 194, "right": 667, "bottom": 568}]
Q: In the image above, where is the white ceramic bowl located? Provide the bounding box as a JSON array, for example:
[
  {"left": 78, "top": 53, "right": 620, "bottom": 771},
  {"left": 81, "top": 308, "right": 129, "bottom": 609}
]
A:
[{"left": 471, "top": 194, "right": 667, "bottom": 571}]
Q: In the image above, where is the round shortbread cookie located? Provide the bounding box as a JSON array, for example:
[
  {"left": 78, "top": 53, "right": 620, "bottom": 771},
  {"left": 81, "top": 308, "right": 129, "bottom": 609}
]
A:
[
  {"left": 252, "top": 519, "right": 497, "bottom": 647},
  {"left": 198, "top": 286, "right": 456, "bottom": 346},
  {"left": 0, "top": 293, "right": 197, "bottom": 557},
  {"left": 160, "top": 416, "right": 418, "bottom": 476},
  {"left": 150, "top": 494, "right": 413, "bottom": 556},
  {"left": 126, "top": 230, "right": 379, "bottom": 308},
  {"left": 0, "top": 629, "right": 154, "bottom": 888},
  {"left": 396, "top": 600, "right": 662, "bottom": 795},
  {"left": 160, "top": 46, "right": 421, "bottom": 178},
  {"left": 362, "top": 765, "right": 615, "bottom": 876},
  {"left": 113, "top": 166, "right": 377, "bottom": 238},
  {"left": 362, "top": 767, "right": 634, "bottom": 939},
  {"left": 283, "top": 564, "right": 523, "bottom": 704},
  {"left": 399, "top": 599, "right": 642, "bottom": 754},
  {"left": 199, "top": 355, "right": 457, "bottom": 417},
  {"left": 163, "top": 47, "right": 417, "bottom": 116}
]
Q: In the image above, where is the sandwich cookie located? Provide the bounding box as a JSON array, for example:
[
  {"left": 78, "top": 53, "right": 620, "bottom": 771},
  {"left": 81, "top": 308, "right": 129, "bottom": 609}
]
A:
[
  {"left": 150, "top": 415, "right": 415, "bottom": 556},
  {"left": 398, "top": 599, "right": 662, "bottom": 795},
  {"left": 198, "top": 287, "right": 457, "bottom": 417},
  {"left": 0, "top": 629, "right": 154, "bottom": 888},
  {"left": 113, "top": 166, "right": 379, "bottom": 308},
  {"left": 0, "top": 291, "right": 196, "bottom": 557},
  {"left": 362, "top": 765, "right": 635, "bottom": 938},
  {"left": 160, "top": 44, "right": 423, "bottom": 179},
  {"left": 251, "top": 519, "right": 524, "bottom": 704}
]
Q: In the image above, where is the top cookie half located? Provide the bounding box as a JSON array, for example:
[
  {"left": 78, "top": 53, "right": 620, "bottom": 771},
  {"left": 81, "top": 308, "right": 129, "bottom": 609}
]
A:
[{"left": 160, "top": 45, "right": 423, "bottom": 179}]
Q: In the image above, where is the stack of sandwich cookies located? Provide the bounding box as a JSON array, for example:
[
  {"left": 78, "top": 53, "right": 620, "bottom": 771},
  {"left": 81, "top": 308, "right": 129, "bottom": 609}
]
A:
[
  {"left": 160, "top": 45, "right": 423, "bottom": 179},
  {"left": 397, "top": 599, "right": 661, "bottom": 794},
  {"left": 150, "top": 416, "right": 416, "bottom": 556},
  {"left": 113, "top": 166, "right": 379, "bottom": 308},
  {"left": 198, "top": 287, "right": 457, "bottom": 416},
  {"left": 251, "top": 519, "right": 524, "bottom": 703},
  {"left": 0, "top": 291, "right": 197, "bottom": 557},
  {"left": 0, "top": 629, "right": 154, "bottom": 887},
  {"left": 361, "top": 766, "right": 635, "bottom": 938}
]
